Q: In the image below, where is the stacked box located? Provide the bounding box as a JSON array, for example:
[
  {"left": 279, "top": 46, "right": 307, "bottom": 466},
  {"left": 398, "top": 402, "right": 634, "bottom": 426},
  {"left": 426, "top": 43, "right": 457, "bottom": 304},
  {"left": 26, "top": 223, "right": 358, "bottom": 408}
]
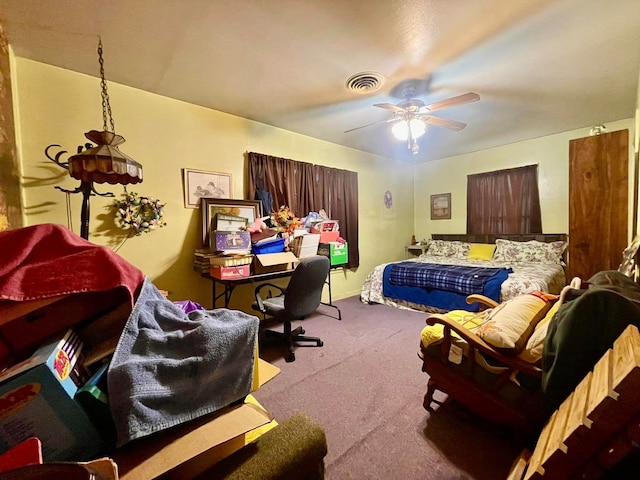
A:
[
  {"left": 0, "top": 331, "right": 105, "bottom": 461},
  {"left": 290, "top": 234, "right": 320, "bottom": 258},
  {"left": 210, "top": 264, "right": 251, "bottom": 279},
  {"left": 213, "top": 231, "right": 251, "bottom": 254},
  {"left": 252, "top": 237, "right": 286, "bottom": 255},
  {"left": 318, "top": 242, "right": 348, "bottom": 266},
  {"left": 253, "top": 253, "right": 299, "bottom": 274}
]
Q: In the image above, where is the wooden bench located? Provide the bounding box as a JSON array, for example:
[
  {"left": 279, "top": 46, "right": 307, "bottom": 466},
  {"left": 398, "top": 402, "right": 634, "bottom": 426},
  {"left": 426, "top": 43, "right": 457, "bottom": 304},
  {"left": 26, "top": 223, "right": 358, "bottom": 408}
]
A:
[{"left": 508, "top": 324, "right": 640, "bottom": 479}]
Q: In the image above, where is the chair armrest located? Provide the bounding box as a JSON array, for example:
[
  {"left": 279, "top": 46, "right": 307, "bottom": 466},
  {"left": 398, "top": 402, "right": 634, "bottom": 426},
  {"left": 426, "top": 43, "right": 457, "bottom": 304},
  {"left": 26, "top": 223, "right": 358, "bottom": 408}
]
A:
[
  {"left": 465, "top": 294, "right": 499, "bottom": 310},
  {"left": 425, "top": 314, "right": 542, "bottom": 377},
  {"left": 253, "top": 283, "right": 286, "bottom": 313}
]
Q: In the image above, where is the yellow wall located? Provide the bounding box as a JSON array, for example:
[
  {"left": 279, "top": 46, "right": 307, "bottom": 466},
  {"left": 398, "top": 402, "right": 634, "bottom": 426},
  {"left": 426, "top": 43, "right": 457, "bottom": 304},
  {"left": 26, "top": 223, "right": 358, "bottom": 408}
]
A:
[
  {"left": 11, "top": 55, "right": 638, "bottom": 312},
  {"left": 413, "top": 118, "right": 635, "bottom": 241},
  {"left": 12, "top": 57, "right": 416, "bottom": 310}
]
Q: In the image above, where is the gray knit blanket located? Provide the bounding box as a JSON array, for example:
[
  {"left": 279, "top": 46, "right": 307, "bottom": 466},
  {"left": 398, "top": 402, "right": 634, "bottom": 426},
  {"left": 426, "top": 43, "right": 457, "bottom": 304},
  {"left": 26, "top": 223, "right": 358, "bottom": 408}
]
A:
[{"left": 108, "top": 277, "right": 259, "bottom": 446}]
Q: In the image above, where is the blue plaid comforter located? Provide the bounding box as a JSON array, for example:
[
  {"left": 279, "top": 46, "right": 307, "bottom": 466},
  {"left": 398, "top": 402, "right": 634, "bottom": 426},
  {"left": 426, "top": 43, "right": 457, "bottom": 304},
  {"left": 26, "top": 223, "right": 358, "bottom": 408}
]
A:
[{"left": 388, "top": 262, "right": 511, "bottom": 295}]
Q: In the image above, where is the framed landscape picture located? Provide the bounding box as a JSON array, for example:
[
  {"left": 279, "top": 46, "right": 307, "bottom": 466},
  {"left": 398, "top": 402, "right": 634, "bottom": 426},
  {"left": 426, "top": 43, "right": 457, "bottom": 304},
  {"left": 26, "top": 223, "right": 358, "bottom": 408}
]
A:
[
  {"left": 430, "top": 193, "right": 451, "bottom": 220},
  {"left": 183, "top": 168, "right": 232, "bottom": 208},
  {"left": 201, "top": 198, "right": 262, "bottom": 247}
]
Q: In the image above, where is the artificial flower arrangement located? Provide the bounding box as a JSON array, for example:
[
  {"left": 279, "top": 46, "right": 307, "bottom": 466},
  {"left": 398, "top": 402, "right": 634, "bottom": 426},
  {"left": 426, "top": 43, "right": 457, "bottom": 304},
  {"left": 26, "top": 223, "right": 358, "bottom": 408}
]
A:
[
  {"left": 114, "top": 190, "right": 166, "bottom": 236},
  {"left": 271, "top": 205, "right": 299, "bottom": 234}
]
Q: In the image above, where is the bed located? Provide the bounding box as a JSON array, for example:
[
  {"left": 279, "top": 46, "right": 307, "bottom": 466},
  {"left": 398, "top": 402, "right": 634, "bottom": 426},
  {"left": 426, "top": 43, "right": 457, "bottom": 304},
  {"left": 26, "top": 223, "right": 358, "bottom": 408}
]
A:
[{"left": 360, "top": 234, "right": 567, "bottom": 313}]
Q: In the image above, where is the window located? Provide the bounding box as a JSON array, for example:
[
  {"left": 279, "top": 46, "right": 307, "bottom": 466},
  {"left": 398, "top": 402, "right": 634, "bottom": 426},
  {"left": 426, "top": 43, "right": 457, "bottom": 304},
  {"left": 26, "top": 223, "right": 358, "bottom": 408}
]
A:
[
  {"left": 467, "top": 165, "right": 542, "bottom": 234},
  {"left": 247, "top": 152, "right": 359, "bottom": 268}
]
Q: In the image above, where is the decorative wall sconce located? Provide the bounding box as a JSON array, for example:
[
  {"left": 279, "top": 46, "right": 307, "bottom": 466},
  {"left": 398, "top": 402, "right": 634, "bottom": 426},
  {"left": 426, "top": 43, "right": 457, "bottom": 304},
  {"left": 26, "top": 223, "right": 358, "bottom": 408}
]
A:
[{"left": 45, "top": 38, "right": 142, "bottom": 239}]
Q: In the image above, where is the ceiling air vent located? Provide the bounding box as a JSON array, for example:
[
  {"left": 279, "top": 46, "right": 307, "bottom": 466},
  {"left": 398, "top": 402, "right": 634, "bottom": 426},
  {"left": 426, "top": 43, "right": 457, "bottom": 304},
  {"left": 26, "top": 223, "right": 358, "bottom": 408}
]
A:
[{"left": 345, "top": 71, "right": 384, "bottom": 94}]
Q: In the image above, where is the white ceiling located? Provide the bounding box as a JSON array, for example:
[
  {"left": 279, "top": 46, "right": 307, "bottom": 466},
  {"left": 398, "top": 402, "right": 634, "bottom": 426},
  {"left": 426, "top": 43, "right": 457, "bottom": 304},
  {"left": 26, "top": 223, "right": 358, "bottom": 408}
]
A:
[{"left": 1, "top": 0, "right": 639, "bottom": 163}]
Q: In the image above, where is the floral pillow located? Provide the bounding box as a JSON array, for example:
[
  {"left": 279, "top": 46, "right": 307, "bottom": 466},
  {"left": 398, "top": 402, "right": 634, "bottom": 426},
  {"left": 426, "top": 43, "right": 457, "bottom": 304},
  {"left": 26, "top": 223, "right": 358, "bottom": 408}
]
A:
[
  {"left": 426, "top": 240, "right": 470, "bottom": 259},
  {"left": 493, "top": 239, "right": 567, "bottom": 264}
]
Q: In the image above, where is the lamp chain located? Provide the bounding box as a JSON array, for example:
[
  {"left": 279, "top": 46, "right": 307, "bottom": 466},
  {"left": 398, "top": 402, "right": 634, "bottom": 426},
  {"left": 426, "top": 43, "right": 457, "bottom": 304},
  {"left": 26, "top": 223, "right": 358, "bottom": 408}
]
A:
[{"left": 98, "top": 38, "right": 115, "bottom": 133}]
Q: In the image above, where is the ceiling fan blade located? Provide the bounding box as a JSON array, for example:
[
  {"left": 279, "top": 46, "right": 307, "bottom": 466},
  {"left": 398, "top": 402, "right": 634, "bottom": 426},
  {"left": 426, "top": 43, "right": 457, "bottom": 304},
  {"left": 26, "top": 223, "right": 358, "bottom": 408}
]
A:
[
  {"left": 373, "top": 103, "right": 407, "bottom": 113},
  {"left": 421, "top": 92, "right": 480, "bottom": 113},
  {"left": 423, "top": 116, "right": 467, "bottom": 131},
  {"left": 344, "top": 117, "right": 397, "bottom": 134}
]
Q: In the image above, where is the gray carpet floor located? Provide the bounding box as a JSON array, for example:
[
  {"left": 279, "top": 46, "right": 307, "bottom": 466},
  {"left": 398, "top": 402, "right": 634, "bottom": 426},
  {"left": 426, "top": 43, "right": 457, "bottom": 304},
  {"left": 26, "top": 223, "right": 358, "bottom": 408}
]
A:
[{"left": 253, "top": 295, "right": 524, "bottom": 479}]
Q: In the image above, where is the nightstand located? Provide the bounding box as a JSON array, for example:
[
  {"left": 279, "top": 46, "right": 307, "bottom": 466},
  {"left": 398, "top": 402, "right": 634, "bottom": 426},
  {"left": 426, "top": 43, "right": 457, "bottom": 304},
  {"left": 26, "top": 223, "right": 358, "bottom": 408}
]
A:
[{"left": 405, "top": 244, "right": 429, "bottom": 258}]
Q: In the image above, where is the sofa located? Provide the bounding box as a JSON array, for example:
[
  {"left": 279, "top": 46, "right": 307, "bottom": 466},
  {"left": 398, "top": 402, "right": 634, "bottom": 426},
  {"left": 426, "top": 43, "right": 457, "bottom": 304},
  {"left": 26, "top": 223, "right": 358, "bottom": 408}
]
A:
[
  {"left": 420, "top": 269, "right": 640, "bottom": 438},
  {"left": 419, "top": 290, "right": 558, "bottom": 435}
]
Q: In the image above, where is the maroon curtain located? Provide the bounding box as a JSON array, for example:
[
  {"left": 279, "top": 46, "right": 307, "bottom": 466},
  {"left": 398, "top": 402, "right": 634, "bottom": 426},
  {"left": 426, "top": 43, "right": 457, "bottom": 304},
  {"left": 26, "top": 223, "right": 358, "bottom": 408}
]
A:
[
  {"left": 248, "top": 152, "right": 359, "bottom": 268},
  {"left": 466, "top": 164, "right": 542, "bottom": 234}
]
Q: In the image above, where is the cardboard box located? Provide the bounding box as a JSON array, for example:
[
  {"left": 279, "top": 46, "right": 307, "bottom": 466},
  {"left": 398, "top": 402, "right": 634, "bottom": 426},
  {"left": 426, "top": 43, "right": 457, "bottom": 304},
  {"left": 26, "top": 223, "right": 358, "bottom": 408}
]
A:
[
  {"left": 318, "top": 242, "right": 348, "bottom": 266},
  {"left": 113, "top": 359, "right": 280, "bottom": 480},
  {"left": 0, "top": 289, "right": 130, "bottom": 363},
  {"left": 253, "top": 252, "right": 299, "bottom": 274},
  {"left": 213, "top": 231, "right": 251, "bottom": 253},
  {"left": 290, "top": 233, "right": 320, "bottom": 258},
  {"left": 210, "top": 264, "right": 251, "bottom": 280},
  {"left": 310, "top": 220, "right": 338, "bottom": 233},
  {"left": 319, "top": 231, "right": 339, "bottom": 243},
  {"left": 0, "top": 332, "right": 105, "bottom": 462}
]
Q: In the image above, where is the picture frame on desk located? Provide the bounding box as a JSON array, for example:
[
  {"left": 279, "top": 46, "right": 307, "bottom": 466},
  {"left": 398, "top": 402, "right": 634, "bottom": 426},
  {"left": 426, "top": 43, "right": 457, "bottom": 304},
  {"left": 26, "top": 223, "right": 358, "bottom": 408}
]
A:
[
  {"left": 182, "top": 168, "right": 232, "bottom": 208},
  {"left": 201, "top": 198, "right": 262, "bottom": 247}
]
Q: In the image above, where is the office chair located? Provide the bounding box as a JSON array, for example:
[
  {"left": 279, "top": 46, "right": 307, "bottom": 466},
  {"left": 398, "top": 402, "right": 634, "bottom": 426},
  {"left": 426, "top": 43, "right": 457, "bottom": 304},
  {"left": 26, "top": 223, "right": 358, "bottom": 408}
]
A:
[{"left": 252, "top": 255, "right": 330, "bottom": 362}]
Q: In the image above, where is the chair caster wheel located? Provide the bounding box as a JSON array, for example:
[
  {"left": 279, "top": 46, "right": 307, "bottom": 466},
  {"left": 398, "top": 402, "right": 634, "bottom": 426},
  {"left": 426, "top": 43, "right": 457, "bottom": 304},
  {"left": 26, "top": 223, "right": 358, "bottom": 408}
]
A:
[
  {"left": 299, "top": 328, "right": 306, "bottom": 335},
  {"left": 286, "top": 352, "right": 296, "bottom": 362},
  {"left": 318, "top": 340, "right": 324, "bottom": 347}
]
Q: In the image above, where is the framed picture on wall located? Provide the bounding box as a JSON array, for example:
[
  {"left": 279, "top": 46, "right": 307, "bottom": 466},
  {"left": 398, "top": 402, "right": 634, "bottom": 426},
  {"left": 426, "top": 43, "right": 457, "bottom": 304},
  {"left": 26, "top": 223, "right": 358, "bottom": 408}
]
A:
[
  {"left": 183, "top": 168, "right": 232, "bottom": 208},
  {"left": 201, "top": 198, "right": 262, "bottom": 247},
  {"left": 430, "top": 193, "right": 451, "bottom": 220}
]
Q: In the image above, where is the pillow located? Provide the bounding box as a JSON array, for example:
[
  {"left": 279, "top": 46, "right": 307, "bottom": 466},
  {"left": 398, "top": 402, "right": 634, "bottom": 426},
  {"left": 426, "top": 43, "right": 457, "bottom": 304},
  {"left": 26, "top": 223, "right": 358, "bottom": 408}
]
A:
[
  {"left": 517, "top": 278, "right": 581, "bottom": 364},
  {"left": 475, "top": 291, "right": 556, "bottom": 354},
  {"left": 467, "top": 243, "right": 496, "bottom": 261},
  {"left": 518, "top": 299, "right": 561, "bottom": 364},
  {"left": 427, "top": 240, "right": 470, "bottom": 259},
  {"left": 420, "top": 310, "right": 486, "bottom": 349},
  {"left": 493, "top": 239, "right": 567, "bottom": 264}
]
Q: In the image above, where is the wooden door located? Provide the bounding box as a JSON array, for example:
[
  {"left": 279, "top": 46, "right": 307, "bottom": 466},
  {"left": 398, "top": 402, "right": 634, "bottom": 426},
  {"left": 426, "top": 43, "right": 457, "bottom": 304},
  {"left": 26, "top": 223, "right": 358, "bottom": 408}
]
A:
[{"left": 568, "top": 129, "right": 629, "bottom": 280}]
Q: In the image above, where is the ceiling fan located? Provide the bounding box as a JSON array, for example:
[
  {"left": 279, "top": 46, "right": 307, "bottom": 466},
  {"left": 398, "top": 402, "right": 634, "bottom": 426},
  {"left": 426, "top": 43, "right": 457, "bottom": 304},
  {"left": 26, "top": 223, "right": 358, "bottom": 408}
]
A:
[{"left": 345, "top": 91, "right": 480, "bottom": 154}]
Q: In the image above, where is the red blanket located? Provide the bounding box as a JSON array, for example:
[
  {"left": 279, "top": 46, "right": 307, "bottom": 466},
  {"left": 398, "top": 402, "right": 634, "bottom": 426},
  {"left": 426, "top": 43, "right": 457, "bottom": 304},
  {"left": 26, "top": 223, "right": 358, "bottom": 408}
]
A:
[{"left": 0, "top": 224, "right": 144, "bottom": 304}]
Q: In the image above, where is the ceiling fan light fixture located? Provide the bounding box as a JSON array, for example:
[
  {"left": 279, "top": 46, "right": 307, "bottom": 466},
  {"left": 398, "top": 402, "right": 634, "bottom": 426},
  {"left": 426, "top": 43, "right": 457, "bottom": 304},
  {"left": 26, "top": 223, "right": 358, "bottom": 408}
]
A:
[{"left": 392, "top": 118, "right": 426, "bottom": 141}]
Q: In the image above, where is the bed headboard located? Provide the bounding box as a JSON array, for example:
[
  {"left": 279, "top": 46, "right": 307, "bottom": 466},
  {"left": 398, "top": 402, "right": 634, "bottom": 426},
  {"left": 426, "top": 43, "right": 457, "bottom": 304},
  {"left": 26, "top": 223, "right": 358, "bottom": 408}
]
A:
[{"left": 430, "top": 233, "right": 567, "bottom": 244}]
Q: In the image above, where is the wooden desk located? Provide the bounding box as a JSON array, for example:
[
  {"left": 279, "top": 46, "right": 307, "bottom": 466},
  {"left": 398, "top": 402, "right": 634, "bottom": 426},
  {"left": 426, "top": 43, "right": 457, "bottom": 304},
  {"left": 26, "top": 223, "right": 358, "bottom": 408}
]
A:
[
  {"left": 202, "top": 268, "right": 342, "bottom": 319},
  {"left": 204, "top": 270, "right": 295, "bottom": 309}
]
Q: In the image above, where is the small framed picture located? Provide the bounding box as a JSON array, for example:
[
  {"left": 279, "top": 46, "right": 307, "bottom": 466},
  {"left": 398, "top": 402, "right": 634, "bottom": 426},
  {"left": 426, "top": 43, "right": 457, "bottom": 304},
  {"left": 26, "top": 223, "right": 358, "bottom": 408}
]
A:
[
  {"left": 183, "top": 168, "right": 232, "bottom": 208},
  {"left": 430, "top": 193, "right": 451, "bottom": 220}
]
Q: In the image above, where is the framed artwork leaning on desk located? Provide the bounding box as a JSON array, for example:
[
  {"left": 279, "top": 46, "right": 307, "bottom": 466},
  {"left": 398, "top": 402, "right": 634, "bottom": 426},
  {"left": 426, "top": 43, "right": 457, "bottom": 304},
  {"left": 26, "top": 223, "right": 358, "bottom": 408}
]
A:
[{"left": 201, "top": 198, "right": 262, "bottom": 247}]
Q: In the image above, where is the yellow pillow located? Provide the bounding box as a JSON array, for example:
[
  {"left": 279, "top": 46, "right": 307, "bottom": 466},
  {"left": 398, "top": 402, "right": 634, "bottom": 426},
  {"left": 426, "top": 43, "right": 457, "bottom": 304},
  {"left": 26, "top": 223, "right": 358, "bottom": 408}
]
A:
[
  {"left": 420, "top": 310, "right": 487, "bottom": 348},
  {"left": 467, "top": 243, "right": 496, "bottom": 261}
]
